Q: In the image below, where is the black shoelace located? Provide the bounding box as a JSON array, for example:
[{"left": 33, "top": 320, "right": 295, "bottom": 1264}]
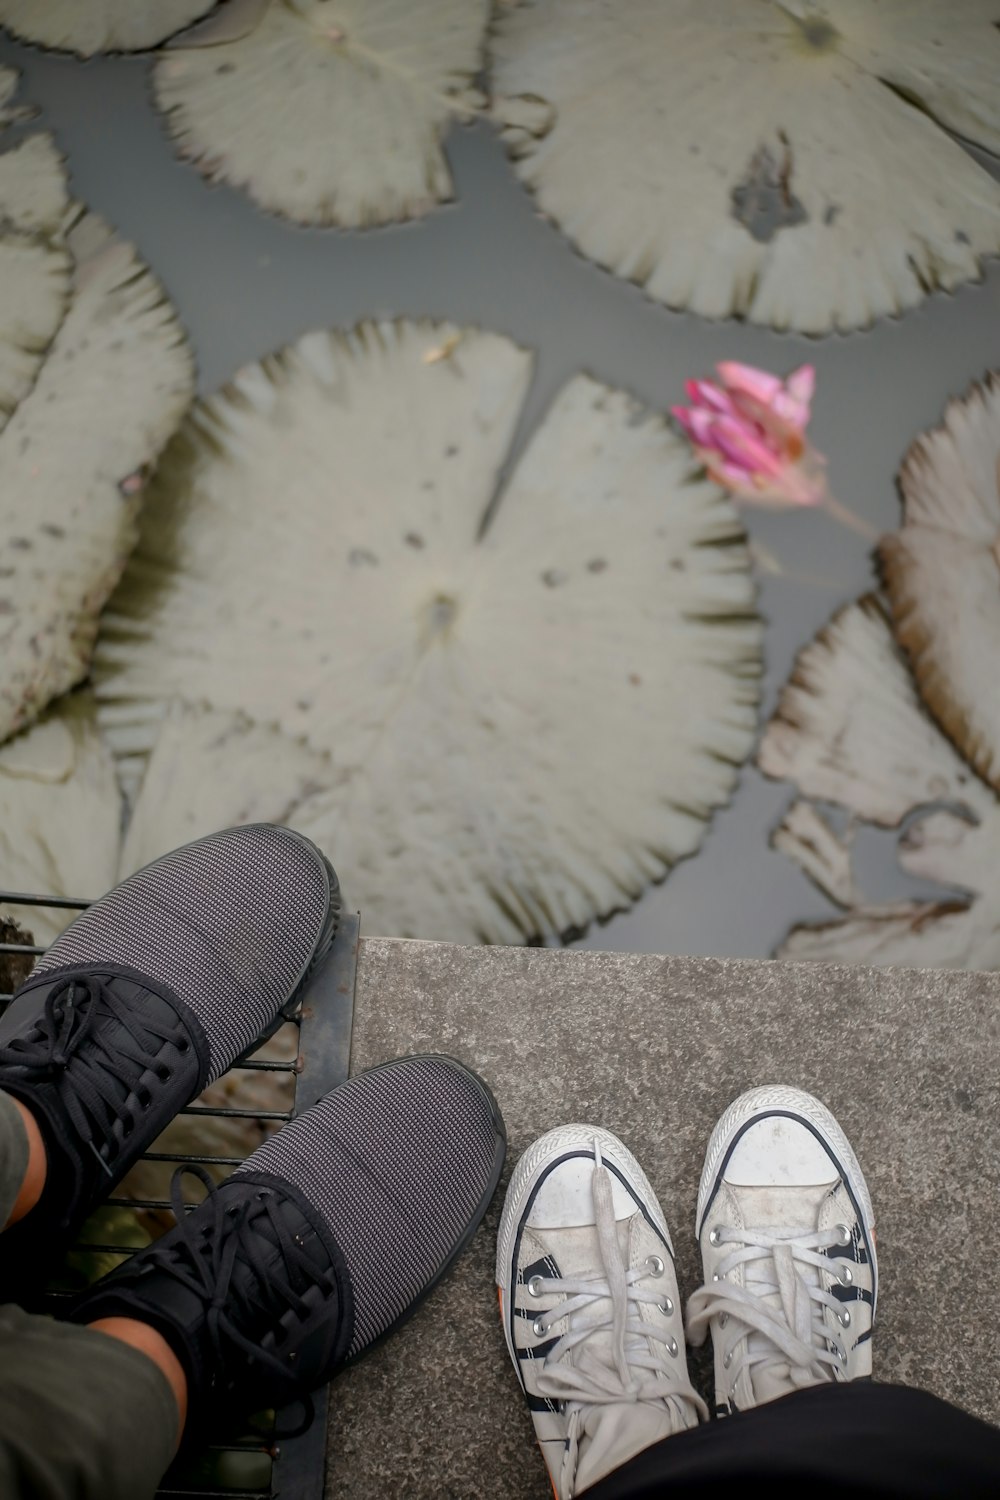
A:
[
  {"left": 147, "top": 1165, "right": 334, "bottom": 1431},
  {"left": 0, "top": 974, "right": 185, "bottom": 1176}
]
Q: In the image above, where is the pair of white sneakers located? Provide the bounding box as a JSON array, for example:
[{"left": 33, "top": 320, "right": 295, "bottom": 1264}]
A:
[{"left": 496, "top": 1086, "right": 877, "bottom": 1499}]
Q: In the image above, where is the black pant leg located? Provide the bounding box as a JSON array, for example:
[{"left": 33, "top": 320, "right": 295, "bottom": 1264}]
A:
[{"left": 583, "top": 1383, "right": 1000, "bottom": 1499}]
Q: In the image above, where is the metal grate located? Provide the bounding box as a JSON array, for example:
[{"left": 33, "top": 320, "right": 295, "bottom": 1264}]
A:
[{"left": 1, "top": 890, "right": 360, "bottom": 1500}]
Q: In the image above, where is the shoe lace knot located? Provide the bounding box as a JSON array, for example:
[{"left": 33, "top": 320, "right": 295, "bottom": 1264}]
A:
[
  {"left": 528, "top": 1143, "right": 707, "bottom": 1497},
  {"left": 0, "top": 974, "right": 185, "bottom": 1176},
  {"left": 148, "top": 1166, "right": 335, "bottom": 1433},
  {"left": 686, "top": 1223, "right": 852, "bottom": 1400}
]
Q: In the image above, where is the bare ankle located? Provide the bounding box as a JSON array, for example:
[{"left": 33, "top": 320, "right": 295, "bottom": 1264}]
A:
[
  {"left": 88, "top": 1316, "right": 188, "bottom": 1448},
  {"left": 2, "top": 1095, "right": 48, "bottom": 1228}
]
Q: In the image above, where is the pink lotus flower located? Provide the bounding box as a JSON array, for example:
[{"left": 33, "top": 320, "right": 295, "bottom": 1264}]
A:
[{"left": 673, "top": 361, "right": 824, "bottom": 508}]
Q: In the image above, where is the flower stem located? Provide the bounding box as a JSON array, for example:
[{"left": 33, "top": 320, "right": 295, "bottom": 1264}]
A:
[{"left": 820, "top": 492, "right": 879, "bottom": 541}]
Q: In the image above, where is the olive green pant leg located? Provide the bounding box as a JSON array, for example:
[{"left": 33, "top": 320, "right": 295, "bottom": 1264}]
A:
[
  {"left": 0, "top": 1306, "right": 179, "bottom": 1500},
  {"left": 0, "top": 1093, "right": 179, "bottom": 1500}
]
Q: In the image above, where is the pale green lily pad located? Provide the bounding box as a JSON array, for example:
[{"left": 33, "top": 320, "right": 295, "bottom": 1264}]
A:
[
  {"left": 490, "top": 0, "right": 1000, "bottom": 332},
  {"left": 154, "top": 0, "right": 492, "bottom": 226},
  {"left": 0, "top": 0, "right": 217, "bottom": 55},
  {"left": 118, "top": 701, "right": 331, "bottom": 862},
  {"left": 96, "top": 318, "right": 761, "bottom": 944},
  {"left": 0, "top": 209, "right": 195, "bottom": 743},
  {"left": 0, "top": 693, "right": 120, "bottom": 948},
  {"left": 0, "top": 109, "right": 71, "bottom": 424},
  {"left": 760, "top": 595, "right": 1000, "bottom": 969}
]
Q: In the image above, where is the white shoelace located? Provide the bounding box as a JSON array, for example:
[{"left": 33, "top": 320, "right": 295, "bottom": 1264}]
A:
[
  {"left": 529, "top": 1144, "right": 707, "bottom": 1496},
  {"left": 686, "top": 1224, "right": 852, "bottom": 1400}
]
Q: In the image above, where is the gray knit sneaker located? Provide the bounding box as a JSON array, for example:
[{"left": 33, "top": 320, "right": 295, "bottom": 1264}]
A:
[
  {"left": 73, "top": 1056, "right": 506, "bottom": 1426},
  {"left": 686, "top": 1086, "right": 877, "bottom": 1416},
  {"left": 0, "top": 825, "right": 339, "bottom": 1256},
  {"left": 497, "top": 1126, "right": 706, "bottom": 1500}
]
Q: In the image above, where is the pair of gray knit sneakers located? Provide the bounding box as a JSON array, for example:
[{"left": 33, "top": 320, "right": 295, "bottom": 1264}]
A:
[
  {"left": 0, "top": 826, "right": 506, "bottom": 1430},
  {"left": 0, "top": 823, "right": 876, "bottom": 1491}
]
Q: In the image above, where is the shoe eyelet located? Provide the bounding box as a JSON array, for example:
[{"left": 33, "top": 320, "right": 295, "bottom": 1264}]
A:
[
  {"left": 719, "top": 1313, "right": 729, "bottom": 1328},
  {"left": 532, "top": 1317, "right": 547, "bottom": 1338},
  {"left": 835, "top": 1224, "right": 852, "bottom": 1246},
  {"left": 122, "top": 1119, "right": 134, "bottom": 1138},
  {"left": 712, "top": 1272, "right": 722, "bottom": 1283},
  {"left": 838, "top": 1308, "right": 851, "bottom": 1328},
  {"left": 177, "top": 1039, "right": 190, "bottom": 1054},
  {"left": 157, "top": 1066, "right": 172, "bottom": 1082},
  {"left": 709, "top": 1227, "right": 723, "bottom": 1246},
  {"left": 645, "top": 1255, "right": 664, "bottom": 1277},
  {"left": 527, "top": 1275, "right": 544, "bottom": 1297},
  {"left": 723, "top": 1351, "right": 733, "bottom": 1369},
  {"left": 666, "top": 1337, "right": 678, "bottom": 1357},
  {"left": 839, "top": 1347, "right": 849, "bottom": 1366},
  {"left": 657, "top": 1296, "right": 673, "bottom": 1316},
  {"left": 837, "top": 1266, "right": 854, "bottom": 1286}
]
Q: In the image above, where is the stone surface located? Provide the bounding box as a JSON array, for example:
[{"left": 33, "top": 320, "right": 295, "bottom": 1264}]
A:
[{"left": 324, "top": 939, "right": 1000, "bottom": 1495}]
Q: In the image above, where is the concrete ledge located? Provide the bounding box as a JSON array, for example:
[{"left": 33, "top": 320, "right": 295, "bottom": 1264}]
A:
[{"left": 325, "top": 941, "right": 1000, "bottom": 1496}]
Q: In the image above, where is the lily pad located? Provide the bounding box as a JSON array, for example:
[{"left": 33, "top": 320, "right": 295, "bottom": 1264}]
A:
[
  {"left": 119, "top": 702, "right": 331, "bottom": 868},
  {"left": 881, "top": 374, "right": 1000, "bottom": 794},
  {"left": 759, "top": 595, "right": 1000, "bottom": 969},
  {"left": 490, "top": 0, "right": 1000, "bottom": 332},
  {"left": 0, "top": 93, "right": 71, "bottom": 424},
  {"left": 0, "top": 693, "right": 120, "bottom": 948},
  {"left": 96, "top": 318, "right": 761, "bottom": 944},
  {"left": 0, "top": 0, "right": 217, "bottom": 55},
  {"left": 153, "top": 0, "right": 492, "bottom": 226},
  {"left": 0, "top": 210, "right": 195, "bottom": 743}
]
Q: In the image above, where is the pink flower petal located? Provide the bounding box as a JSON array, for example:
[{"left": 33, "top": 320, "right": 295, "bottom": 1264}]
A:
[
  {"left": 712, "top": 413, "right": 784, "bottom": 477},
  {"left": 717, "top": 360, "right": 782, "bottom": 406},
  {"left": 786, "top": 364, "right": 816, "bottom": 405},
  {"left": 687, "top": 407, "right": 719, "bottom": 446},
  {"left": 686, "top": 378, "right": 734, "bottom": 415}
]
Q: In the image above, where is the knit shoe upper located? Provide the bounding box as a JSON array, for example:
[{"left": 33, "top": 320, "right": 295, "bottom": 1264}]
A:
[
  {"left": 0, "top": 825, "right": 339, "bottom": 1248},
  {"left": 497, "top": 1125, "right": 707, "bottom": 1500},
  {"left": 686, "top": 1085, "right": 877, "bottom": 1416},
  {"left": 73, "top": 1055, "right": 506, "bottom": 1422}
]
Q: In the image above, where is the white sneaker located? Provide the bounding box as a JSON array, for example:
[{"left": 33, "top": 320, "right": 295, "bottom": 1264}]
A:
[
  {"left": 496, "top": 1125, "right": 707, "bottom": 1500},
  {"left": 687, "top": 1085, "right": 877, "bottom": 1416}
]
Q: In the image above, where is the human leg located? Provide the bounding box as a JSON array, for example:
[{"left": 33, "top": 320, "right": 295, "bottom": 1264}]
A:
[
  {"left": 1, "top": 1054, "right": 505, "bottom": 1498},
  {"left": 581, "top": 1382, "right": 1000, "bottom": 1498},
  {"left": 0, "top": 1302, "right": 180, "bottom": 1500}
]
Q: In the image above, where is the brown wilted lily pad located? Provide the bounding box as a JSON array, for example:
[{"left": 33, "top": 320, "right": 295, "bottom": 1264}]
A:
[
  {"left": 760, "top": 595, "right": 1000, "bottom": 970},
  {"left": 881, "top": 373, "right": 1000, "bottom": 795}
]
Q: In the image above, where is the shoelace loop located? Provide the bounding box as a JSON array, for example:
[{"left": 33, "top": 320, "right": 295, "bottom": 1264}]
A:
[
  {"left": 145, "top": 1166, "right": 336, "bottom": 1434},
  {"left": 0, "top": 975, "right": 183, "bottom": 1176},
  {"left": 528, "top": 1143, "right": 707, "bottom": 1496},
  {"left": 686, "top": 1223, "right": 852, "bottom": 1399}
]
